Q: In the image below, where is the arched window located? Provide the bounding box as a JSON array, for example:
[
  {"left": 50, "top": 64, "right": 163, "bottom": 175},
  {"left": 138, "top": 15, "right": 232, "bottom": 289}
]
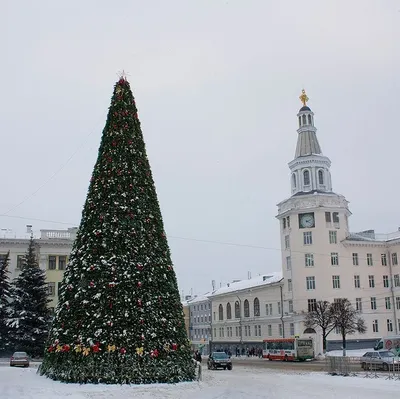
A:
[
  {"left": 303, "top": 170, "right": 310, "bottom": 186},
  {"left": 298, "top": 116, "right": 301, "bottom": 127},
  {"left": 226, "top": 302, "right": 232, "bottom": 319},
  {"left": 253, "top": 297, "right": 260, "bottom": 317},
  {"left": 308, "top": 114, "right": 312, "bottom": 125},
  {"left": 302, "top": 115, "right": 306, "bottom": 125},
  {"left": 292, "top": 173, "right": 297, "bottom": 188},
  {"left": 218, "top": 304, "right": 223, "bottom": 321},
  {"left": 235, "top": 301, "right": 240, "bottom": 318},
  {"left": 318, "top": 170, "right": 324, "bottom": 185},
  {"left": 244, "top": 299, "right": 250, "bottom": 317}
]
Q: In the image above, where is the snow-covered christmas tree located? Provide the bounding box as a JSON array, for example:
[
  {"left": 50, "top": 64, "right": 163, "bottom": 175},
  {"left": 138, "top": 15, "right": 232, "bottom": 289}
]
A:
[
  {"left": 40, "top": 76, "right": 195, "bottom": 384},
  {"left": 8, "top": 238, "right": 51, "bottom": 357}
]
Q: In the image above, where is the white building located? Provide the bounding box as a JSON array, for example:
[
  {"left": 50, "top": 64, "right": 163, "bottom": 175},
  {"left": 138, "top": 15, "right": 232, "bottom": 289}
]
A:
[
  {"left": 277, "top": 91, "right": 400, "bottom": 350},
  {"left": 210, "top": 273, "right": 283, "bottom": 354},
  {"left": 211, "top": 91, "right": 400, "bottom": 354}
]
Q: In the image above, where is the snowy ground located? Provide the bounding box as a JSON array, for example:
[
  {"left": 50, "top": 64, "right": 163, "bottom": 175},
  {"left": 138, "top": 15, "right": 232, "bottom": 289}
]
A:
[{"left": 1, "top": 364, "right": 400, "bottom": 398}]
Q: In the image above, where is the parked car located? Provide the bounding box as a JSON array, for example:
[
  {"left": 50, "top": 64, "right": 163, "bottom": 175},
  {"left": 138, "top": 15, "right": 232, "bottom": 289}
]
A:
[
  {"left": 10, "top": 352, "right": 30, "bottom": 368},
  {"left": 360, "top": 351, "right": 398, "bottom": 371},
  {"left": 207, "top": 351, "right": 232, "bottom": 370}
]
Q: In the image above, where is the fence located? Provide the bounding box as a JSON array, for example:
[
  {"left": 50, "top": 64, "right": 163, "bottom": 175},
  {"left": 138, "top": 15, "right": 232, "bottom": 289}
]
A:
[{"left": 326, "top": 356, "right": 400, "bottom": 380}]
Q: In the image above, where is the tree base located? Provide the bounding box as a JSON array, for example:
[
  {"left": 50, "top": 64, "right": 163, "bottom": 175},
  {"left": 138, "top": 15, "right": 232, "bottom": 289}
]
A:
[{"left": 39, "top": 353, "right": 196, "bottom": 384}]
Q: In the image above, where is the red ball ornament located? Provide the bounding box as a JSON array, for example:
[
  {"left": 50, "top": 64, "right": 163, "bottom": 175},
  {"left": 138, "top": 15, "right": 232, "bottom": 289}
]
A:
[
  {"left": 140, "top": 319, "right": 144, "bottom": 324},
  {"left": 92, "top": 344, "right": 100, "bottom": 353},
  {"left": 108, "top": 282, "right": 116, "bottom": 288},
  {"left": 137, "top": 281, "right": 142, "bottom": 288},
  {"left": 120, "top": 347, "right": 126, "bottom": 354},
  {"left": 137, "top": 299, "right": 142, "bottom": 307},
  {"left": 172, "top": 343, "right": 178, "bottom": 351},
  {"left": 62, "top": 344, "right": 70, "bottom": 352},
  {"left": 90, "top": 265, "right": 95, "bottom": 271},
  {"left": 151, "top": 349, "right": 159, "bottom": 358},
  {"left": 89, "top": 281, "right": 95, "bottom": 287},
  {"left": 137, "top": 264, "right": 143, "bottom": 271}
]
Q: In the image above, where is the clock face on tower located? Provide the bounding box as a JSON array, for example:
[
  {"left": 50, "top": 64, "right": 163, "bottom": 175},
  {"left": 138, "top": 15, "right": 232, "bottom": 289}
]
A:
[{"left": 299, "top": 213, "right": 315, "bottom": 228}]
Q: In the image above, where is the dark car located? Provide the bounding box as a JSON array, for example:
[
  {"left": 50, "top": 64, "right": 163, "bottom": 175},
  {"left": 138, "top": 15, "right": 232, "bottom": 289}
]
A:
[
  {"left": 207, "top": 351, "right": 232, "bottom": 370},
  {"left": 10, "top": 352, "right": 30, "bottom": 368}
]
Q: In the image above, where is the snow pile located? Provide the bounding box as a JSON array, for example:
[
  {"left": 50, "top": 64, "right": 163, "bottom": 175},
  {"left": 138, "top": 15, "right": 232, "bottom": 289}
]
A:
[{"left": 326, "top": 348, "right": 373, "bottom": 358}]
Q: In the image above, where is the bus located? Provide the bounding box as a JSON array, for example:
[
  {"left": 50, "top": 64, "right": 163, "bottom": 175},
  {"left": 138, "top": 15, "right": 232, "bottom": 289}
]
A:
[{"left": 262, "top": 338, "right": 314, "bottom": 361}]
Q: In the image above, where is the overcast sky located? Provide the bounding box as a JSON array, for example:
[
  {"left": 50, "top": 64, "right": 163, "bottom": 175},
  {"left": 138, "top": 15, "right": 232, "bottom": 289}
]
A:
[{"left": 1, "top": 0, "right": 399, "bottom": 296}]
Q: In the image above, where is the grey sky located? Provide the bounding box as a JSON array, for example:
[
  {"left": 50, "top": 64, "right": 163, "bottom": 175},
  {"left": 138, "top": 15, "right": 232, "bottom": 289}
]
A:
[{"left": 1, "top": 0, "right": 399, "bottom": 296}]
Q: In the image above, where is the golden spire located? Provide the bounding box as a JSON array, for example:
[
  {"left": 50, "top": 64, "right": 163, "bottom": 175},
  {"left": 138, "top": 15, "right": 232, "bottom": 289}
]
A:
[{"left": 299, "top": 89, "right": 309, "bottom": 107}]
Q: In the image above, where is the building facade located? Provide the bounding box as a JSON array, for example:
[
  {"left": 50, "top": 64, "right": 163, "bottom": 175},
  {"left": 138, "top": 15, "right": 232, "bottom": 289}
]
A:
[
  {"left": 187, "top": 294, "right": 212, "bottom": 355},
  {"left": 210, "top": 273, "right": 283, "bottom": 354},
  {"left": 276, "top": 91, "right": 400, "bottom": 351}
]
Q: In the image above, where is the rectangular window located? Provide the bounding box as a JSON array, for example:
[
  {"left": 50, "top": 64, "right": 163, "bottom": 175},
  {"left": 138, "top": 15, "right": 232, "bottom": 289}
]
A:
[
  {"left": 305, "top": 253, "right": 314, "bottom": 267},
  {"left": 58, "top": 256, "right": 67, "bottom": 270},
  {"left": 368, "top": 275, "right": 375, "bottom": 288},
  {"left": 47, "top": 282, "right": 55, "bottom": 296},
  {"left": 383, "top": 275, "right": 389, "bottom": 288},
  {"left": 17, "top": 255, "right": 25, "bottom": 270},
  {"left": 290, "top": 323, "right": 295, "bottom": 336},
  {"left": 303, "top": 232, "right": 313, "bottom": 245},
  {"left": 331, "top": 252, "right": 339, "bottom": 266},
  {"left": 283, "top": 218, "right": 286, "bottom": 229},
  {"left": 325, "top": 212, "right": 331, "bottom": 223},
  {"left": 278, "top": 301, "right": 281, "bottom": 314},
  {"left": 392, "top": 253, "right": 398, "bottom": 266},
  {"left": 287, "top": 216, "right": 290, "bottom": 228},
  {"left": 397, "top": 297, "right": 400, "bottom": 310},
  {"left": 306, "top": 276, "right": 316, "bottom": 290},
  {"left": 0, "top": 254, "right": 7, "bottom": 266},
  {"left": 329, "top": 231, "right": 337, "bottom": 244},
  {"left": 278, "top": 324, "right": 283, "bottom": 336},
  {"left": 308, "top": 299, "right": 316, "bottom": 312},
  {"left": 367, "top": 253, "right": 373, "bottom": 266},
  {"left": 268, "top": 325, "right": 272, "bottom": 336},
  {"left": 258, "top": 325, "right": 261, "bottom": 337},
  {"left": 265, "top": 304, "right": 269, "bottom": 316},
  {"left": 254, "top": 325, "right": 258, "bottom": 336},
  {"left": 381, "top": 254, "right": 387, "bottom": 266},
  {"left": 332, "top": 275, "right": 340, "bottom": 289},
  {"left": 248, "top": 326, "right": 250, "bottom": 337},
  {"left": 269, "top": 304, "right": 273, "bottom": 315},
  {"left": 394, "top": 274, "right": 400, "bottom": 287},
  {"left": 352, "top": 253, "right": 359, "bottom": 266},
  {"left": 288, "top": 279, "right": 293, "bottom": 292},
  {"left": 286, "top": 256, "right": 292, "bottom": 271},
  {"left": 373, "top": 320, "right": 379, "bottom": 333},
  {"left": 371, "top": 297, "right": 377, "bottom": 310},
  {"left": 387, "top": 319, "right": 393, "bottom": 333},
  {"left": 285, "top": 235, "right": 290, "bottom": 249},
  {"left": 356, "top": 298, "right": 362, "bottom": 312},
  {"left": 288, "top": 300, "right": 293, "bottom": 313},
  {"left": 48, "top": 256, "right": 56, "bottom": 270},
  {"left": 385, "top": 297, "right": 391, "bottom": 310},
  {"left": 332, "top": 212, "right": 339, "bottom": 224},
  {"left": 354, "top": 275, "right": 360, "bottom": 288}
]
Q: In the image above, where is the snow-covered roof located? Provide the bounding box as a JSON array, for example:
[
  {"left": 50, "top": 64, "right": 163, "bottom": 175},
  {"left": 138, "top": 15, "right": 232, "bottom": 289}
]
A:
[
  {"left": 210, "top": 272, "right": 282, "bottom": 297},
  {"left": 186, "top": 292, "right": 212, "bottom": 305}
]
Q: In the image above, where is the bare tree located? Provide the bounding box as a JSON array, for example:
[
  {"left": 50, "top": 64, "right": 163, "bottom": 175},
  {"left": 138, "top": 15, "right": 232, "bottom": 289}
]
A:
[
  {"left": 304, "top": 300, "right": 336, "bottom": 353},
  {"left": 332, "top": 298, "right": 367, "bottom": 356}
]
